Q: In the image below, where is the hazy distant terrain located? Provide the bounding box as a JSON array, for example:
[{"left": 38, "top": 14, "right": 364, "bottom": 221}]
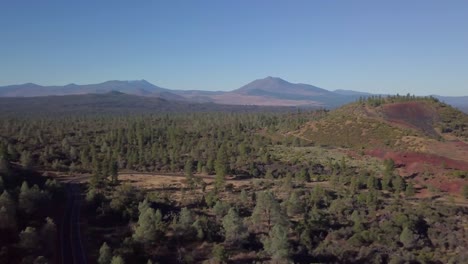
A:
[
  {"left": 1, "top": 77, "right": 467, "bottom": 111},
  {"left": 0, "top": 91, "right": 296, "bottom": 117}
]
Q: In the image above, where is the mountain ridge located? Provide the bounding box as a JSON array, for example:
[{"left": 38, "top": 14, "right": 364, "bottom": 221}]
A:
[{"left": 1, "top": 77, "right": 467, "bottom": 110}]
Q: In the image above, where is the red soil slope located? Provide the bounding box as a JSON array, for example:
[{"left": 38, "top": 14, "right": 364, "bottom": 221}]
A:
[
  {"left": 380, "top": 102, "right": 439, "bottom": 137},
  {"left": 367, "top": 148, "right": 468, "bottom": 194}
]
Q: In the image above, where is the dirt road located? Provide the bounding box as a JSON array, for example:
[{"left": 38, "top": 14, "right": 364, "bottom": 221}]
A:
[{"left": 61, "top": 183, "right": 87, "bottom": 264}]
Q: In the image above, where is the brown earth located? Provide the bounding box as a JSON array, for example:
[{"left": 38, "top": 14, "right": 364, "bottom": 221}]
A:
[
  {"left": 367, "top": 149, "right": 468, "bottom": 171},
  {"left": 380, "top": 102, "right": 439, "bottom": 137},
  {"left": 366, "top": 147, "right": 468, "bottom": 194}
]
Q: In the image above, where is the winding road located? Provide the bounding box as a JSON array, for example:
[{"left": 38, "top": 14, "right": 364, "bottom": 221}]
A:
[{"left": 61, "top": 183, "right": 87, "bottom": 264}]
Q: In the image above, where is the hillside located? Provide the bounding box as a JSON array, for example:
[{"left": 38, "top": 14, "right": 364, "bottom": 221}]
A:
[
  {"left": 294, "top": 96, "right": 468, "bottom": 195},
  {"left": 297, "top": 96, "right": 468, "bottom": 148}
]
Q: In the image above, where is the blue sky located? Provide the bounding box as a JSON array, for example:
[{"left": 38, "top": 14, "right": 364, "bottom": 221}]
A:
[{"left": 1, "top": 0, "right": 467, "bottom": 95}]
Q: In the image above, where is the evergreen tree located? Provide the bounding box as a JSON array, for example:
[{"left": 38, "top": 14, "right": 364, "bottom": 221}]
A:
[
  {"left": 184, "top": 159, "right": 193, "bottom": 180},
  {"left": 214, "top": 145, "right": 228, "bottom": 191},
  {"left": 40, "top": 217, "right": 57, "bottom": 255},
  {"left": 400, "top": 226, "right": 416, "bottom": 249},
  {"left": 262, "top": 224, "right": 290, "bottom": 262},
  {"left": 211, "top": 244, "right": 228, "bottom": 263},
  {"left": 0, "top": 206, "right": 16, "bottom": 230},
  {"left": 239, "top": 189, "right": 249, "bottom": 206},
  {"left": 222, "top": 208, "right": 248, "bottom": 244},
  {"left": 296, "top": 168, "right": 310, "bottom": 182},
  {"left": 20, "top": 150, "right": 33, "bottom": 170},
  {"left": 0, "top": 155, "right": 10, "bottom": 177},
  {"left": 393, "top": 175, "right": 405, "bottom": 194},
  {"left": 265, "top": 168, "right": 274, "bottom": 179},
  {"left": 90, "top": 158, "right": 102, "bottom": 188},
  {"left": 462, "top": 185, "right": 468, "bottom": 199},
  {"left": 251, "top": 191, "right": 288, "bottom": 232},
  {"left": 98, "top": 242, "right": 112, "bottom": 264},
  {"left": 213, "top": 200, "right": 230, "bottom": 220},
  {"left": 405, "top": 182, "right": 415, "bottom": 197},
  {"left": 110, "top": 160, "right": 119, "bottom": 184},
  {"left": 133, "top": 207, "right": 165, "bottom": 244},
  {"left": 366, "top": 175, "right": 379, "bottom": 190},
  {"left": 0, "top": 190, "right": 14, "bottom": 213},
  {"left": 19, "top": 181, "right": 31, "bottom": 213},
  {"left": 192, "top": 215, "right": 209, "bottom": 240},
  {"left": 19, "top": 226, "right": 39, "bottom": 250},
  {"left": 177, "top": 207, "right": 194, "bottom": 233},
  {"left": 111, "top": 255, "right": 125, "bottom": 264},
  {"left": 286, "top": 191, "right": 303, "bottom": 216},
  {"left": 19, "top": 182, "right": 47, "bottom": 215}
]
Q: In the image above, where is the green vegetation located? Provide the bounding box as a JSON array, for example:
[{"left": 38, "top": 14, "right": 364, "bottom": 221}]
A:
[
  {"left": 0, "top": 155, "right": 63, "bottom": 263},
  {"left": 300, "top": 95, "right": 468, "bottom": 151},
  {"left": 0, "top": 102, "right": 467, "bottom": 263}
]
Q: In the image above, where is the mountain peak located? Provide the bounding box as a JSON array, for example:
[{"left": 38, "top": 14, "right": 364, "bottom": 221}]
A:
[
  {"left": 265, "top": 76, "right": 282, "bottom": 80},
  {"left": 262, "top": 76, "right": 288, "bottom": 83},
  {"left": 232, "top": 76, "right": 334, "bottom": 103}
]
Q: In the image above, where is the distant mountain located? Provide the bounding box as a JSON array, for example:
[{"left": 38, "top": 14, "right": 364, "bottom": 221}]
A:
[
  {"left": 233, "top": 76, "right": 333, "bottom": 98},
  {"left": 210, "top": 77, "right": 358, "bottom": 107},
  {"left": 0, "top": 80, "right": 186, "bottom": 101},
  {"left": 1, "top": 78, "right": 467, "bottom": 110}
]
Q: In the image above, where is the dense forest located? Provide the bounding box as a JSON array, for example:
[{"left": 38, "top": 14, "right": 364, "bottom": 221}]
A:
[{"left": 0, "top": 107, "right": 467, "bottom": 263}]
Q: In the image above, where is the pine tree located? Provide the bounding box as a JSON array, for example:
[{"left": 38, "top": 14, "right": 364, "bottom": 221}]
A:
[
  {"left": 110, "top": 160, "right": 119, "bottom": 184},
  {"left": 19, "top": 181, "right": 31, "bottom": 213},
  {"left": 177, "top": 207, "right": 194, "bottom": 232},
  {"left": 19, "top": 226, "right": 39, "bottom": 250},
  {"left": 251, "top": 191, "right": 288, "bottom": 232},
  {"left": 0, "top": 155, "right": 10, "bottom": 177},
  {"left": 462, "top": 185, "right": 468, "bottom": 199},
  {"left": 211, "top": 244, "right": 228, "bottom": 263},
  {"left": 213, "top": 200, "right": 230, "bottom": 220},
  {"left": 0, "top": 206, "right": 16, "bottom": 230},
  {"left": 192, "top": 215, "right": 209, "bottom": 240},
  {"left": 90, "top": 158, "right": 102, "bottom": 188},
  {"left": 393, "top": 175, "right": 405, "bottom": 193},
  {"left": 296, "top": 168, "right": 310, "bottom": 182},
  {"left": 40, "top": 217, "right": 57, "bottom": 255},
  {"left": 0, "top": 190, "right": 15, "bottom": 213},
  {"left": 405, "top": 182, "right": 415, "bottom": 197},
  {"left": 366, "top": 175, "right": 378, "bottom": 190},
  {"left": 400, "top": 226, "right": 416, "bottom": 248},
  {"left": 262, "top": 224, "right": 290, "bottom": 261},
  {"left": 20, "top": 150, "right": 33, "bottom": 170},
  {"left": 110, "top": 255, "right": 125, "bottom": 264},
  {"left": 214, "top": 145, "right": 228, "bottom": 191},
  {"left": 286, "top": 191, "right": 303, "bottom": 216},
  {"left": 133, "top": 207, "right": 165, "bottom": 244},
  {"left": 240, "top": 189, "right": 249, "bottom": 206},
  {"left": 184, "top": 159, "right": 193, "bottom": 180},
  {"left": 222, "top": 208, "right": 248, "bottom": 244},
  {"left": 98, "top": 242, "right": 112, "bottom": 264},
  {"left": 184, "top": 158, "right": 194, "bottom": 188}
]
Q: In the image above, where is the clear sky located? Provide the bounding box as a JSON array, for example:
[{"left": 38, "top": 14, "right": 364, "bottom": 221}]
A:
[{"left": 1, "top": 0, "right": 467, "bottom": 95}]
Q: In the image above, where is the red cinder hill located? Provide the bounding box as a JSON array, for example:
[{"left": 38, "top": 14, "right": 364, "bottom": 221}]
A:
[{"left": 295, "top": 95, "right": 468, "bottom": 195}]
